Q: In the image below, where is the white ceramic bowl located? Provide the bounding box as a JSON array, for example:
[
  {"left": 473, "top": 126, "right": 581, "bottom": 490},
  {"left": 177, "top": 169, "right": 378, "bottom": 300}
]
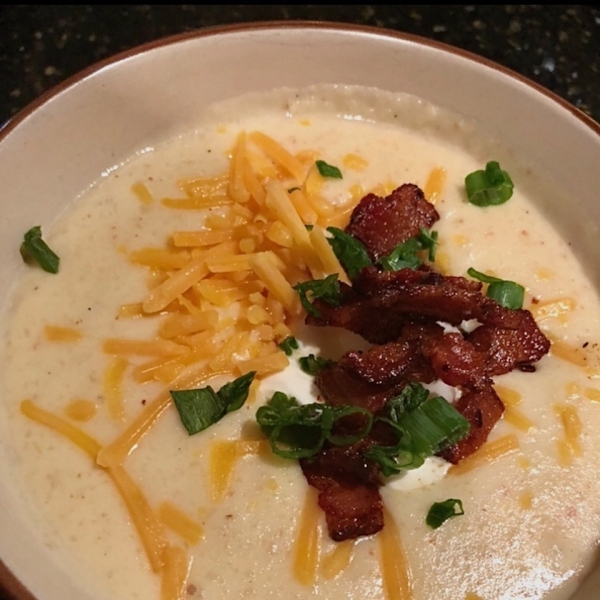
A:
[{"left": 1, "top": 22, "right": 599, "bottom": 600}]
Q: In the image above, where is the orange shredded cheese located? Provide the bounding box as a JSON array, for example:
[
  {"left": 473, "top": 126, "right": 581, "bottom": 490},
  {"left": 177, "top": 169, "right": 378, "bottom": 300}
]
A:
[
  {"left": 321, "top": 539, "right": 355, "bottom": 580},
  {"left": 160, "top": 545, "right": 192, "bottom": 600},
  {"left": 43, "top": 325, "right": 83, "bottom": 342},
  {"left": 158, "top": 502, "right": 204, "bottom": 545},
  {"left": 64, "top": 399, "right": 97, "bottom": 422},
  {"left": 423, "top": 166, "right": 447, "bottom": 204},
  {"left": 530, "top": 297, "right": 575, "bottom": 323},
  {"left": 103, "top": 357, "right": 128, "bottom": 421},
  {"left": 449, "top": 435, "right": 520, "bottom": 476},
  {"left": 554, "top": 403, "right": 582, "bottom": 465},
  {"left": 293, "top": 488, "right": 321, "bottom": 586},
  {"left": 378, "top": 508, "right": 412, "bottom": 600},
  {"left": 131, "top": 181, "right": 154, "bottom": 205}
]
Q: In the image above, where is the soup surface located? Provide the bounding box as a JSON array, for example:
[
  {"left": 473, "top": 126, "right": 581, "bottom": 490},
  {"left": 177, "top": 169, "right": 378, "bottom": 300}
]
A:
[{"left": 2, "top": 86, "right": 600, "bottom": 600}]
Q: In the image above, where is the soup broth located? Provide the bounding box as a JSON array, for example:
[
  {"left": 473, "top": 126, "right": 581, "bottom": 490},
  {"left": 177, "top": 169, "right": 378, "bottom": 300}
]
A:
[{"left": 2, "top": 86, "right": 600, "bottom": 600}]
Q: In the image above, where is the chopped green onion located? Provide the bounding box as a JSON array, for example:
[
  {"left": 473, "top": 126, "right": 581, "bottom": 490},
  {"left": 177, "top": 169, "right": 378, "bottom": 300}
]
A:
[
  {"left": 418, "top": 227, "right": 438, "bottom": 262},
  {"left": 278, "top": 336, "right": 299, "bottom": 356},
  {"left": 379, "top": 238, "right": 422, "bottom": 271},
  {"left": 387, "top": 382, "right": 430, "bottom": 422},
  {"left": 426, "top": 499, "right": 465, "bottom": 529},
  {"left": 467, "top": 267, "right": 524, "bottom": 310},
  {"left": 288, "top": 186, "right": 301, "bottom": 193},
  {"left": 326, "top": 227, "right": 372, "bottom": 279},
  {"left": 465, "top": 161, "right": 514, "bottom": 206},
  {"left": 315, "top": 160, "right": 342, "bottom": 179},
  {"left": 293, "top": 274, "right": 341, "bottom": 318},
  {"left": 364, "top": 443, "right": 420, "bottom": 477},
  {"left": 378, "top": 228, "right": 438, "bottom": 271},
  {"left": 171, "top": 371, "right": 256, "bottom": 435},
  {"left": 256, "top": 382, "right": 469, "bottom": 475},
  {"left": 217, "top": 371, "right": 256, "bottom": 413},
  {"left": 400, "top": 396, "right": 470, "bottom": 455},
  {"left": 298, "top": 353, "right": 335, "bottom": 376},
  {"left": 20, "top": 226, "right": 60, "bottom": 274},
  {"left": 256, "top": 392, "right": 373, "bottom": 459},
  {"left": 366, "top": 384, "right": 470, "bottom": 476}
]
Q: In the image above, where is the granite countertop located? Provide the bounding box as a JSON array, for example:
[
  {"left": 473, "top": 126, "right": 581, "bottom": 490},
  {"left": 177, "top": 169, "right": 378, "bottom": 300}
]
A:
[
  {"left": 0, "top": 5, "right": 599, "bottom": 600},
  {"left": 1, "top": 5, "right": 599, "bottom": 126}
]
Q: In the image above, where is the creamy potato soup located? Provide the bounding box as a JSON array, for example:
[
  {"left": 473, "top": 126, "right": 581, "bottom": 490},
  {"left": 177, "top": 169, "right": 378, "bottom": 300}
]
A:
[{"left": 2, "top": 86, "right": 600, "bottom": 600}]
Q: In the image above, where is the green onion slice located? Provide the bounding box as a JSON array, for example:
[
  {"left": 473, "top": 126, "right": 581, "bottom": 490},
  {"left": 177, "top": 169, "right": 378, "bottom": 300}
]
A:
[
  {"left": 467, "top": 267, "right": 525, "bottom": 310},
  {"left": 315, "top": 160, "right": 343, "bottom": 179},
  {"left": 293, "top": 274, "right": 341, "bottom": 318},
  {"left": 378, "top": 228, "right": 438, "bottom": 272},
  {"left": 256, "top": 392, "right": 373, "bottom": 460},
  {"left": 465, "top": 161, "right": 514, "bottom": 206},
  {"left": 20, "top": 226, "right": 60, "bottom": 274},
  {"left": 171, "top": 371, "right": 256, "bottom": 435},
  {"left": 366, "top": 384, "right": 470, "bottom": 476},
  {"left": 426, "top": 498, "right": 465, "bottom": 529},
  {"left": 278, "top": 336, "right": 299, "bottom": 356},
  {"left": 298, "top": 353, "right": 335, "bottom": 376},
  {"left": 325, "top": 227, "right": 372, "bottom": 279}
]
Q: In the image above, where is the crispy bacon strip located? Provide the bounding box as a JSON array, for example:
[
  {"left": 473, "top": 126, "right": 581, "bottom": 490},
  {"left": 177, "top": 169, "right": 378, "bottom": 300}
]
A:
[
  {"left": 468, "top": 311, "right": 551, "bottom": 375},
  {"left": 300, "top": 446, "right": 383, "bottom": 541},
  {"left": 308, "top": 267, "right": 527, "bottom": 344},
  {"left": 296, "top": 183, "right": 550, "bottom": 541},
  {"left": 346, "top": 184, "right": 439, "bottom": 261},
  {"left": 438, "top": 386, "right": 505, "bottom": 464}
]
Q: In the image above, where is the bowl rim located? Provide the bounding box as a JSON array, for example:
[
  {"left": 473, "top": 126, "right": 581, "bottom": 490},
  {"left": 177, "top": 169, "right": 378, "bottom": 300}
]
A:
[
  {"left": 1, "top": 20, "right": 599, "bottom": 145},
  {"left": 1, "top": 18, "right": 599, "bottom": 600}
]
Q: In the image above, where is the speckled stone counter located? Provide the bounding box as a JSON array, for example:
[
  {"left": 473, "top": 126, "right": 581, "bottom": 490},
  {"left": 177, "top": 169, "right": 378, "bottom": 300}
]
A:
[
  {"left": 1, "top": 5, "right": 599, "bottom": 126},
  {"left": 0, "top": 5, "right": 599, "bottom": 600}
]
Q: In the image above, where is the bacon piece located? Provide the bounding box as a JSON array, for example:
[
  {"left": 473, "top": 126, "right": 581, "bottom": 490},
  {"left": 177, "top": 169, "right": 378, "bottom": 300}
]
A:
[
  {"left": 421, "top": 331, "right": 489, "bottom": 389},
  {"left": 468, "top": 310, "right": 551, "bottom": 375},
  {"left": 339, "top": 321, "right": 441, "bottom": 385},
  {"left": 309, "top": 267, "right": 487, "bottom": 343},
  {"left": 316, "top": 363, "right": 408, "bottom": 414},
  {"left": 439, "top": 386, "right": 505, "bottom": 464},
  {"left": 317, "top": 483, "right": 383, "bottom": 541},
  {"left": 345, "top": 184, "right": 439, "bottom": 261},
  {"left": 300, "top": 446, "right": 383, "bottom": 541}
]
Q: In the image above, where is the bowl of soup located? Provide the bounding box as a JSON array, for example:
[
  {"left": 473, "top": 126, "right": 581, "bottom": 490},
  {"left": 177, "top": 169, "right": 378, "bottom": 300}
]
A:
[{"left": 1, "top": 22, "right": 600, "bottom": 600}]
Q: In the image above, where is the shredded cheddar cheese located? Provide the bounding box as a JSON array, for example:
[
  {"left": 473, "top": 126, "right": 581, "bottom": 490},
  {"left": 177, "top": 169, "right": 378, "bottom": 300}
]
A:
[
  {"left": 449, "top": 435, "right": 520, "bottom": 476},
  {"left": 158, "top": 502, "right": 204, "bottom": 545},
  {"left": 378, "top": 508, "right": 412, "bottom": 600},
  {"left": 43, "top": 325, "right": 83, "bottom": 342},
  {"left": 103, "top": 357, "right": 128, "bottom": 421},
  {"left": 554, "top": 403, "right": 583, "bottom": 466},
  {"left": 320, "top": 539, "right": 355, "bottom": 580},
  {"left": 423, "top": 166, "right": 447, "bottom": 204},
  {"left": 64, "top": 399, "right": 97, "bottom": 422},
  {"left": 293, "top": 488, "right": 322, "bottom": 586}
]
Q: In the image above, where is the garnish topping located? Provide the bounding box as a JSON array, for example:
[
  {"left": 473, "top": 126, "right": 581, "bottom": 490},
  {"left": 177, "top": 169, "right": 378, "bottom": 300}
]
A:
[
  {"left": 365, "top": 383, "right": 471, "bottom": 476},
  {"left": 298, "top": 353, "right": 335, "bottom": 376},
  {"left": 325, "top": 226, "right": 438, "bottom": 277},
  {"left": 465, "top": 161, "right": 514, "bottom": 206},
  {"left": 467, "top": 267, "right": 524, "bottom": 310},
  {"left": 171, "top": 371, "right": 256, "bottom": 435},
  {"left": 326, "top": 226, "right": 372, "bottom": 279},
  {"left": 257, "top": 382, "right": 469, "bottom": 476},
  {"left": 315, "top": 159, "right": 343, "bottom": 179},
  {"left": 378, "top": 228, "right": 438, "bottom": 271},
  {"left": 256, "top": 392, "right": 372, "bottom": 459},
  {"left": 426, "top": 498, "right": 465, "bottom": 529},
  {"left": 20, "top": 225, "right": 60, "bottom": 274},
  {"left": 293, "top": 274, "right": 341, "bottom": 318},
  {"left": 278, "top": 336, "right": 299, "bottom": 356}
]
